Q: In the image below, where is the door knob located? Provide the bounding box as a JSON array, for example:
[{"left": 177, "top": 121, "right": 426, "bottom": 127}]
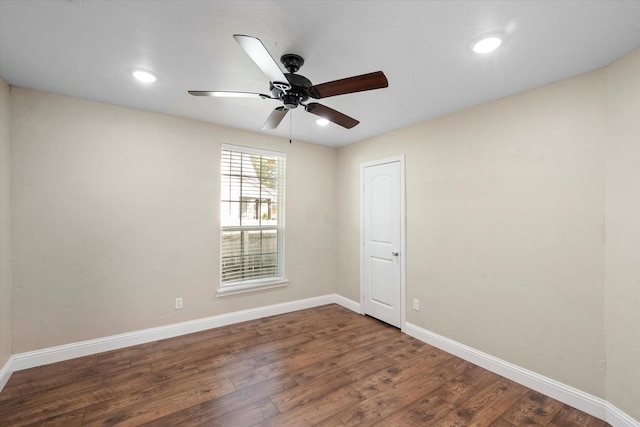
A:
[{"left": 391, "top": 251, "right": 399, "bottom": 256}]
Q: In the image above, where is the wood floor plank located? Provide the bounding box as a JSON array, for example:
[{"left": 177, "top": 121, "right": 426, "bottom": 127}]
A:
[
  {"left": 1, "top": 356, "right": 98, "bottom": 401},
  {"left": 254, "top": 312, "right": 357, "bottom": 339},
  {"left": 194, "top": 331, "right": 316, "bottom": 372},
  {"left": 0, "top": 360, "right": 160, "bottom": 427},
  {"left": 271, "top": 356, "right": 378, "bottom": 413},
  {"left": 497, "top": 389, "right": 565, "bottom": 426},
  {"left": 337, "top": 356, "right": 476, "bottom": 426},
  {"left": 312, "top": 415, "right": 348, "bottom": 427},
  {"left": 309, "top": 315, "right": 385, "bottom": 340},
  {"left": 138, "top": 374, "right": 296, "bottom": 427},
  {"left": 550, "top": 405, "right": 608, "bottom": 427},
  {"left": 489, "top": 418, "right": 517, "bottom": 427},
  {"left": 330, "top": 320, "right": 398, "bottom": 346},
  {"left": 0, "top": 357, "right": 132, "bottom": 402},
  {"left": 197, "top": 357, "right": 261, "bottom": 382},
  {"left": 382, "top": 334, "right": 442, "bottom": 363},
  {"left": 82, "top": 377, "right": 236, "bottom": 426},
  {"left": 8, "top": 364, "right": 193, "bottom": 426},
  {"left": 339, "top": 377, "right": 437, "bottom": 426},
  {"left": 0, "top": 376, "right": 104, "bottom": 426},
  {"left": 22, "top": 408, "right": 86, "bottom": 427},
  {"left": 254, "top": 335, "right": 340, "bottom": 366},
  {"left": 193, "top": 398, "right": 280, "bottom": 427},
  {"left": 349, "top": 347, "right": 459, "bottom": 398},
  {"left": 259, "top": 384, "right": 365, "bottom": 427},
  {"left": 372, "top": 364, "right": 500, "bottom": 426},
  {"left": 372, "top": 391, "right": 455, "bottom": 427},
  {"left": 129, "top": 328, "right": 263, "bottom": 370},
  {"left": 273, "top": 351, "right": 402, "bottom": 413},
  {"left": 0, "top": 304, "right": 611, "bottom": 427},
  {"left": 432, "top": 376, "right": 529, "bottom": 426},
  {"left": 231, "top": 337, "right": 352, "bottom": 389},
  {"left": 288, "top": 339, "right": 389, "bottom": 384}
]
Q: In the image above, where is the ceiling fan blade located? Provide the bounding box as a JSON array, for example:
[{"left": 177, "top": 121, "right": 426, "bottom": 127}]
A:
[
  {"left": 233, "top": 34, "right": 289, "bottom": 85},
  {"left": 309, "top": 71, "right": 388, "bottom": 99},
  {"left": 263, "top": 106, "right": 289, "bottom": 130},
  {"left": 305, "top": 103, "right": 359, "bottom": 129},
  {"left": 188, "top": 90, "right": 268, "bottom": 98}
]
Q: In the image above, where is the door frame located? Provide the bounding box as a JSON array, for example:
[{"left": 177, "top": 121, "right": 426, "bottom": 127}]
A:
[{"left": 360, "top": 155, "right": 406, "bottom": 329}]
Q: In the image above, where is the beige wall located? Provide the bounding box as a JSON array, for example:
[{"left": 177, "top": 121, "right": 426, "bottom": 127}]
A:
[
  {"left": 9, "top": 87, "right": 337, "bottom": 353},
  {"left": 604, "top": 50, "right": 640, "bottom": 421},
  {"left": 0, "top": 77, "right": 12, "bottom": 367},
  {"left": 338, "top": 49, "right": 640, "bottom": 412}
]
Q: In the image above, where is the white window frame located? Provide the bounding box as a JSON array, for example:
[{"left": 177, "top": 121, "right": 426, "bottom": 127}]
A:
[{"left": 218, "top": 144, "right": 287, "bottom": 296}]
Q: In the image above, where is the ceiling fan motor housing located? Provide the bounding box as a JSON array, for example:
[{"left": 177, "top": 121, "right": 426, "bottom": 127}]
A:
[{"left": 271, "top": 71, "right": 313, "bottom": 109}]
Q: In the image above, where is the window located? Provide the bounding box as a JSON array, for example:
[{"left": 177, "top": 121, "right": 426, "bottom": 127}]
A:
[{"left": 219, "top": 144, "right": 286, "bottom": 295}]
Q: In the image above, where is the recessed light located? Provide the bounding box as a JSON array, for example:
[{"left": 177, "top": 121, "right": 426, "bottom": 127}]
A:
[
  {"left": 472, "top": 36, "right": 502, "bottom": 54},
  {"left": 316, "top": 118, "right": 330, "bottom": 126},
  {"left": 133, "top": 70, "right": 157, "bottom": 83}
]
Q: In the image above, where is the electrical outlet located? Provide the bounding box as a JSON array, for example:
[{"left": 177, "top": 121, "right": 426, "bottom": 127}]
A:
[
  {"left": 413, "top": 298, "right": 420, "bottom": 311},
  {"left": 175, "top": 297, "right": 183, "bottom": 310}
]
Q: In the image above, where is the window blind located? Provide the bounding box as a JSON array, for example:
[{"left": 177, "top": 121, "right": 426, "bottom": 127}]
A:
[{"left": 220, "top": 144, "right": 285, "bottom": 287}]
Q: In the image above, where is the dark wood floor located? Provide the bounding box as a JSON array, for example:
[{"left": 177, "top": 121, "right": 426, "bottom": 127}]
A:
[{"left": 0, "top": 304, "right": 609, "bottom": 426}]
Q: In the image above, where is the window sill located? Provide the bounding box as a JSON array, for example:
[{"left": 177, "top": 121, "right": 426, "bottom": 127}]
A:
[{"left": 216, "top": 278, "right": 289, "bottom": 297}]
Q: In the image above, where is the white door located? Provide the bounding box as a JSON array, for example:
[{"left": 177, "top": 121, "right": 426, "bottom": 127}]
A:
[{"left": 361, "top": 157, "right": 404, "bottom": 328}]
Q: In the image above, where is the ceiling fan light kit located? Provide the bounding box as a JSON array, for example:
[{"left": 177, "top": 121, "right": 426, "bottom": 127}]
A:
[{"left": 189, "top": 34, "right": 388, "bottom": 131}]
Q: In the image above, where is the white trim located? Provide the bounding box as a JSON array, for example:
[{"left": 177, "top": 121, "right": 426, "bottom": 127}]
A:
[
  {"left": 0, "top": 355, "right": 14, "bottom": 391},
  {"left": 606, "top": 403, "right": 640, "bottom": 427},
  {"left": 216, "top": 278, "right": 288, "bottom": 297},
  {"left": 360, "top": 155, "right": 406, "bottom": 329},
  {"left": 333, "top": 293, "right": 362, "bottom": 313},
  {"left": 403, "top": 322, "right": 639, "bottom": 427},
  {"left": 222, "top": 143, "right": 286, "bottom": 158}
]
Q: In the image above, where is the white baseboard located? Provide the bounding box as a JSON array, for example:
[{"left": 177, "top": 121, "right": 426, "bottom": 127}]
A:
[
  {"left": 0, "top": 294, "right": 359, "bottom": 390},
  {"left": 333, "top": 293, "right": 362, "bottom": 313},
  {"left": 0, "top": 355, "right": 14, "bottom": 391},
  {"left": 606, "top": 402, "right": 640, "bottom": 427},
  {"left": 402, "top": 322, "right": 639, "bottom": 427}
]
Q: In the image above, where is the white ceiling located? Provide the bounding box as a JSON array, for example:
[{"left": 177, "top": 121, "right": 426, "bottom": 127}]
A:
[{"left": 1, "top": 1, "right": 639, "bottom": 147}]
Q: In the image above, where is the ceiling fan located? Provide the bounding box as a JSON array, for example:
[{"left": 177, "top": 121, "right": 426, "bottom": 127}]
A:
[{"left": 189, "top": 34, "right": 389, "bottom": 130}]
